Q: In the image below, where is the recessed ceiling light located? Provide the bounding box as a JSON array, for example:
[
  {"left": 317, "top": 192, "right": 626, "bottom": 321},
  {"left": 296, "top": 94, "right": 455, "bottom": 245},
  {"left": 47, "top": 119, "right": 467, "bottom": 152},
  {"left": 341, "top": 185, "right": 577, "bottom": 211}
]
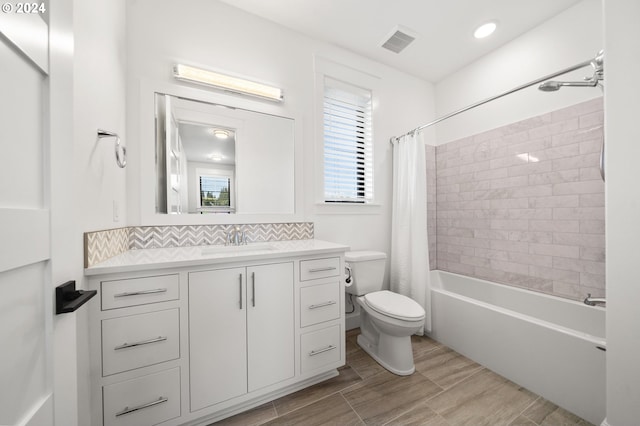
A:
[
  {"left": 474, "top": 21, "right": 497, "bottom": 39},
  {"left": 210, "top": 154, "right": 224, "bottom": 161},
  {"left": 212, "top": 129, "right": 229, "bottom": 139}
]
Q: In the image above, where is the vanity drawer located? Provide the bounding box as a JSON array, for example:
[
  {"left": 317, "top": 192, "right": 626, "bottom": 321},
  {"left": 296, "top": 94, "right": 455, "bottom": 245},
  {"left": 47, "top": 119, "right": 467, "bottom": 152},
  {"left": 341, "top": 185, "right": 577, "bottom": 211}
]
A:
[
  {"left": 300, "top": 282, "right": 340, "bottom": 327},
  {"left": 300, "top": 257, "right": 340, "bottom": 281},
  {"left": 102, "top": 309, "right": 180, "bottom": 376},
  {"left": 101, "top": 274, "right": 179, "bottom": 310},
  {"left": 103, "top": 367, "right": 180, "bottom": 426},
  {"left": 300, "top": 325, "right": 341, "bottom": 373}
]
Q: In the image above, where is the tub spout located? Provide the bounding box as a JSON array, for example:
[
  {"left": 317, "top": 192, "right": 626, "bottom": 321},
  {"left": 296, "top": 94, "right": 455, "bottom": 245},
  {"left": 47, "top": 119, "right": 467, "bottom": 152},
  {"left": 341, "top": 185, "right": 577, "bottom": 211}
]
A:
[{"left": 584, "top": 293, "right": 606, "bottom": 307}]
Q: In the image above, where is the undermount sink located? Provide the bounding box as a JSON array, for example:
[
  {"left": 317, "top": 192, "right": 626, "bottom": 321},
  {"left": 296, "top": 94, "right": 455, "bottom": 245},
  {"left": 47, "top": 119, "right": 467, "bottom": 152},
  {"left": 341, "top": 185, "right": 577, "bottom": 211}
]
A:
[{"left": 201, "top": 243, "right": 277, "bottom": 256}]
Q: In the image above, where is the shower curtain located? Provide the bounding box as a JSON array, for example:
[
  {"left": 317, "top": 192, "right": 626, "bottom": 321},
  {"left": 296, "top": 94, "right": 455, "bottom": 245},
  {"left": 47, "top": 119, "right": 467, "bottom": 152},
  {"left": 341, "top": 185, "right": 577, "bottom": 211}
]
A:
[{"left": 390, "top": 131, "right": 431, "bottom": 333}]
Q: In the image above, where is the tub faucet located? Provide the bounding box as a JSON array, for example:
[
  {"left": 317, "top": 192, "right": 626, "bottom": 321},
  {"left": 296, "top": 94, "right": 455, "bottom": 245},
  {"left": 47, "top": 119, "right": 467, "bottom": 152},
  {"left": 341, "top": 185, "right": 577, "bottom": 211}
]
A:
[{"left": 584, "top": 293, "right": 606, "bottom": 307}]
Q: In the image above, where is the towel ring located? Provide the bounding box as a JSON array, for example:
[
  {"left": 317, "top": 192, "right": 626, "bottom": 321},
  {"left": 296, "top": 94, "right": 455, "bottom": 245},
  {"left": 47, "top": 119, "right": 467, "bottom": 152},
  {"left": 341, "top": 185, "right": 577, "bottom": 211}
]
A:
[{"left": 97, "top": 129, "right": 126, "bottom": 168}]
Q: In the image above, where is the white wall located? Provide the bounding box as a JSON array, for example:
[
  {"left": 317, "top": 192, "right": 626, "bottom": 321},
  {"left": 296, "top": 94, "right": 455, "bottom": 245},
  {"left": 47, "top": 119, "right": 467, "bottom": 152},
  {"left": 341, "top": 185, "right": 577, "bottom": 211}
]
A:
[
  {"left": 435, "top": 0, "right": 602, "bottom": 144},
  {"left": 126, "top": 0, "right": 434, "bottom": 273},
  {"left": 74, "top": 0, "right": 127, "bottom": 230},
  {"left": 73, "top": 0, "right": 127, "bottom": 424},
  {"left": 603, "top": 0, "right": 640, "bottom": 424}
]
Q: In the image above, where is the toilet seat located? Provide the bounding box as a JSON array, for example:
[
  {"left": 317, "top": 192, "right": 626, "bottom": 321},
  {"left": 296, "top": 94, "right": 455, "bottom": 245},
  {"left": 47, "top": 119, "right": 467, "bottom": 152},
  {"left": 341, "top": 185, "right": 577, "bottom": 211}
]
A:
[{"left": 363, "top": 290, "right": 425, "bottom": 322}]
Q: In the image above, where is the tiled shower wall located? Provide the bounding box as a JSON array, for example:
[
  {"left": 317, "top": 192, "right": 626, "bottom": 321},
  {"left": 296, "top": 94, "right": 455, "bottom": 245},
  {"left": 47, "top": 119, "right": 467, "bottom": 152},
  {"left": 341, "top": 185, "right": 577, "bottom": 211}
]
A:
[
  {"left": 426, "top": 144, "right": 437, "bottom": 271},
  {"left": 432, "top": 97, "right": 605, "bottom": 300}
]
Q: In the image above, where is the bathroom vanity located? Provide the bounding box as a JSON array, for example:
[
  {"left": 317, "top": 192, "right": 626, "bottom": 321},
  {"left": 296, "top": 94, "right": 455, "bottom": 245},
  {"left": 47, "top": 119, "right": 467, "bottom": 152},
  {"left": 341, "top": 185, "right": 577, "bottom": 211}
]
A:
[{"left": 85, "top": 240, "right": 348, "bottom": 426}]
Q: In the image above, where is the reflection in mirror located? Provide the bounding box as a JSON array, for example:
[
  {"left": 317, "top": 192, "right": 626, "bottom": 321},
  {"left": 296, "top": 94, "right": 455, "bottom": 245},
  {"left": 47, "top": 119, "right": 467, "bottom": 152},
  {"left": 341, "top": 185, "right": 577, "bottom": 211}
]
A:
[
  {"left": 154, "top": 93, "right": 295, "bottom": 215},
  {"left": 181, "top": 122, "right": 236, "bottom": 213}
]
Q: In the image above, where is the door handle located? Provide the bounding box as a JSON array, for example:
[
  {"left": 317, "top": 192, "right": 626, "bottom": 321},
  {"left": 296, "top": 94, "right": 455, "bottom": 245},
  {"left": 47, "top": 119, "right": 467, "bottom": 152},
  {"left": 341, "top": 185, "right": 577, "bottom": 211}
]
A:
[
  {"left": 252, "top": 272, "right": 256, "bottom": 307},
  {"left": 239, "top": 273, "right": 243, "bottom": 310}
]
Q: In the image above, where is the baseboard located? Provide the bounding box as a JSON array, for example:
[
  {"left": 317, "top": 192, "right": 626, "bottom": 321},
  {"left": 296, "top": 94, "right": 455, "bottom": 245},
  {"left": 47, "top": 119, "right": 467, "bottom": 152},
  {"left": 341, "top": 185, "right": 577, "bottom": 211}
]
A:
[{"left": 600, "top": 418, "right": 611, "bottom": 426}]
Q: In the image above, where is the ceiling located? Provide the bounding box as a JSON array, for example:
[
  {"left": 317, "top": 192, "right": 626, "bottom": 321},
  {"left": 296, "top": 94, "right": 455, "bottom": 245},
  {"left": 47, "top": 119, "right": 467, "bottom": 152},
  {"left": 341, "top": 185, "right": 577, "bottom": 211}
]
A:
[
  {"left": 179, "top": 122, "right": 236, "bottom": 166},
  {"left": 218, "top": 0, "right": 583, "bottom": 82}
]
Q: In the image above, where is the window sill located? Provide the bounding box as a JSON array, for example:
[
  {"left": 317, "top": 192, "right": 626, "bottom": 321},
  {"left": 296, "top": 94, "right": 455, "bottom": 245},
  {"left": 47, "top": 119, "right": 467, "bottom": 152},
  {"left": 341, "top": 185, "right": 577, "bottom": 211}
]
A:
[{"left": 314, "top": 202, "right": 382, "bottom": 215}]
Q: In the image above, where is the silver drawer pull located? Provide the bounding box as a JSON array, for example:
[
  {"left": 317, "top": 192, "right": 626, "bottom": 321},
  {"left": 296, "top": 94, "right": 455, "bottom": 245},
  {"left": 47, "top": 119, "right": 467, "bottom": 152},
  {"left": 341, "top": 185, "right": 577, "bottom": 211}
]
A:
[
  {"left": 114, "top": 336, "right": 167, "bottom": 350},
  {"left": 308, "top": 267, "right": 337, "bottom": 273},
  {"left": 309, "top": 345, "right": 337, "bottom": 357},
  {"left": 115, "top": 397, "right": 168, "bottom": 417},
  {"left": 309, "top": 301, "right": 337, "bottom": 310},
  {"left": 113, "top": 288, "right": 167, "bottom": 298}
]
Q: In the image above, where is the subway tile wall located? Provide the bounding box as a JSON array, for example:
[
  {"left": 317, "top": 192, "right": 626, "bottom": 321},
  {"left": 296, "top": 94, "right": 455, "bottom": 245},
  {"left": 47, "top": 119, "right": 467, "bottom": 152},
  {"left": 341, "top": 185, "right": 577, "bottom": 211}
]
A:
[
  {"left": 426, "top": 144, "right": 437, "bottom": 271},
  {"left": 433, "top": 97, "right": 605, "bottom": 300}
]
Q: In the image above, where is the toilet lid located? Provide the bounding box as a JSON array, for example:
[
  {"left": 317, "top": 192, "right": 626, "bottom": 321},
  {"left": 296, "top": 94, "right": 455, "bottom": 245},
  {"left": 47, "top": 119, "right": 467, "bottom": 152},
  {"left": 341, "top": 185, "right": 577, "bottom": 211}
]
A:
[{"left": 364, "top": 290, "right": 425, "bottom": 321}]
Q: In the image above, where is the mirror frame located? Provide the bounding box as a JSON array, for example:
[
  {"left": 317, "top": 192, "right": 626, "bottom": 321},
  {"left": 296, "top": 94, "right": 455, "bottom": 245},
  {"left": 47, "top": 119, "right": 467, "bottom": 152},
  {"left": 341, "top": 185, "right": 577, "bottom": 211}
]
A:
[{"left": 138, "top": 80, "right": 303, "bottom": 225}]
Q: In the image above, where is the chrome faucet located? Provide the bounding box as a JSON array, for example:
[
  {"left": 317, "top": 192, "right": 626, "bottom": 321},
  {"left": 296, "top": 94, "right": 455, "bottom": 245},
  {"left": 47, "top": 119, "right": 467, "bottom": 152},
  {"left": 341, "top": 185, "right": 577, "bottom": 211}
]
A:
[
  {"left": 584, "top": 293, "right": 606, "bottom": 307},
  {"left": 226, "top": 226, "right": 247, "bottom": 246}
]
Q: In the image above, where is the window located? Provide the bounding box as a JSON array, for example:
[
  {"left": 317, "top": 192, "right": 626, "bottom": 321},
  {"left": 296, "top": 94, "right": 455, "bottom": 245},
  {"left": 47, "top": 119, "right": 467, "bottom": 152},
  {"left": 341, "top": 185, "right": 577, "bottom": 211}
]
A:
[
  {"left": 196, "top": 169, "right": 235, "bottom": 213},
  {"left": 323, "top": 77, "right": 373, "bottom": 203},
  {"left": 199, "top": 175, "right": 230, "bottom": 207}
]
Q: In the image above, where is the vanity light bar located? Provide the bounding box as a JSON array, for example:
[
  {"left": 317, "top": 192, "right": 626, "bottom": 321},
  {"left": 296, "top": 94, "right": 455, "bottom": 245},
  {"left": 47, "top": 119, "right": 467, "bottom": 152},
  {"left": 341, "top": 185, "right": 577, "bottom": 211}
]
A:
[{"left": 173, "top": 64, "right": 284, "bottom": 102}]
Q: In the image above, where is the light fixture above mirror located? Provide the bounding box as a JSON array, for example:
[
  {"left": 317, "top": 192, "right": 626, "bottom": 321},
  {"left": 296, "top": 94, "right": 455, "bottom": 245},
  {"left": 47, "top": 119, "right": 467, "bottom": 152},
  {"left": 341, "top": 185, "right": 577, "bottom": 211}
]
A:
[{"left": 173, "top": 64, "right": 284, "bottom": 102}]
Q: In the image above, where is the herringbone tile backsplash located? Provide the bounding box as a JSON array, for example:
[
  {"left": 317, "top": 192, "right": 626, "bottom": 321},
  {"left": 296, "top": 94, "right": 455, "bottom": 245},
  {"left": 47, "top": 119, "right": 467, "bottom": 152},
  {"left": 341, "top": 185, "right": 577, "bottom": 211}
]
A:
[{"left": 84, "top": 223, "right": 314, "bottom": 267}]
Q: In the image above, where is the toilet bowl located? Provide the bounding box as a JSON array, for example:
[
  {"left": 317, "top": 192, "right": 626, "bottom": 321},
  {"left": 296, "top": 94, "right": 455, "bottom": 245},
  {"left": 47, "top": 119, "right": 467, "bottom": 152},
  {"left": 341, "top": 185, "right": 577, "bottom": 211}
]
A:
[
  {"left": 345, "top": 251, "right": 426, "bottom": 375},
  {"left": 356, "top": 290, "right": 425, "bottom": 375}
]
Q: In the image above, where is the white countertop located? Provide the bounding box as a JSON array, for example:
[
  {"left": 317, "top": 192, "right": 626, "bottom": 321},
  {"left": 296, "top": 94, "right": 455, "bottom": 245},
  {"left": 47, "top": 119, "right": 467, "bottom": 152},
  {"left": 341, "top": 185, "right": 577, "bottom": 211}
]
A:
[{"left": 85, "top": 239, "right": 349, "bottom": 276}]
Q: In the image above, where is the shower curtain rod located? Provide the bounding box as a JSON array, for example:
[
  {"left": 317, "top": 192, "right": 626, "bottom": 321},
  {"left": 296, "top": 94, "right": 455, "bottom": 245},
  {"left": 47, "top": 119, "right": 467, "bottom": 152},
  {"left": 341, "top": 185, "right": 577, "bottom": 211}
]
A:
[{"left": 390, "top": 55, "right": 597, "bottom": 144}]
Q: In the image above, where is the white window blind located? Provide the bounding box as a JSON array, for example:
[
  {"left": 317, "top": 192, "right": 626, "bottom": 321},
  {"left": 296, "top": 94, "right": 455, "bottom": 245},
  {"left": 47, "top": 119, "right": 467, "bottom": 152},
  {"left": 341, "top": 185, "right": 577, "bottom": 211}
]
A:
[{"left": 323, "top": 77, "right": 373, "bottom": 203}]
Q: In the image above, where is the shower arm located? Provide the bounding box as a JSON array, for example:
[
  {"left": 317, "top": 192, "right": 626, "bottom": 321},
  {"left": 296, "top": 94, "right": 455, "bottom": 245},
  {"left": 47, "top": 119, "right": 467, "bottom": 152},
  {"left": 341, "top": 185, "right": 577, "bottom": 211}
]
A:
[{"left": 390, "top": 52, "right": 601, "bottom": 144}]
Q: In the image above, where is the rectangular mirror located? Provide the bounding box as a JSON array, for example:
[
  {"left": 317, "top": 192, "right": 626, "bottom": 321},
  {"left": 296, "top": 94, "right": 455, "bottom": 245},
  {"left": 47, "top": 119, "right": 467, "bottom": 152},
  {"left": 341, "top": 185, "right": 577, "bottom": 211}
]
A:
[{"left": 154, "top": 93, "right": 295, "bottom": 215}]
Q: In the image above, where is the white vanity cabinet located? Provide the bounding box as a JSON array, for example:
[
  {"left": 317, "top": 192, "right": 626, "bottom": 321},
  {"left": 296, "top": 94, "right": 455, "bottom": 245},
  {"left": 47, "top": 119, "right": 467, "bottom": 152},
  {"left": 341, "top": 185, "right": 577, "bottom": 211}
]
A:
[
  {"left": 86, "top": 240, "right": 346, "bottom": 426},
  {"left": 188, "top": 262, "right": 294, "bottom": 411},
  {"left": 90, "top": 273, "right": 183, "bottom": 426}
]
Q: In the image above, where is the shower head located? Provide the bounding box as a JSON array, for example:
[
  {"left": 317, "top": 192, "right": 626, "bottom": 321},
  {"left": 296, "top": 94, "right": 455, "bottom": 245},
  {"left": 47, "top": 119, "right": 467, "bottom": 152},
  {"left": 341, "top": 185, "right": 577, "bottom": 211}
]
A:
[
  {"left": 538, "top": 79, "right": 600, "bottom": 92},
  {"left": 539, "top": 50, "right": 604, "bottom": 92},
  {"left": 538, "top": 81, "right": 563, "bottom": 92}
]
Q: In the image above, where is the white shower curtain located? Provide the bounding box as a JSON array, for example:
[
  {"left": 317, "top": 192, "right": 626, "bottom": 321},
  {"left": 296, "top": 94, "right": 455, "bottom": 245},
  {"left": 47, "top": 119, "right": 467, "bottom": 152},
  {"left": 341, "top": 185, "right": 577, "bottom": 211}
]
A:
[{"left": 390, "top": 131, "right": 432, "bottom": 333}]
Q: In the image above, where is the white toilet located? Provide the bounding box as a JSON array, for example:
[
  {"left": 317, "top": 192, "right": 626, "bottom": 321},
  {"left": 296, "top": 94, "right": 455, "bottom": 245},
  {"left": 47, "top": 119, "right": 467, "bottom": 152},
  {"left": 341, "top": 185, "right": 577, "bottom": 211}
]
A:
[{"left": 345, "top": 251, "right": 425, "bottom": 375}]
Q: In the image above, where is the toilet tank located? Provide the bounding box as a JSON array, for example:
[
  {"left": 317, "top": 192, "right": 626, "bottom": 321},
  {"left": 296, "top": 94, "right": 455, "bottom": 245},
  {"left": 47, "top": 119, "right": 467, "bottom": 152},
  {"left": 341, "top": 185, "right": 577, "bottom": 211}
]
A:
[{"left": 345, "top": 251, "right": 387, "bottom": 296}]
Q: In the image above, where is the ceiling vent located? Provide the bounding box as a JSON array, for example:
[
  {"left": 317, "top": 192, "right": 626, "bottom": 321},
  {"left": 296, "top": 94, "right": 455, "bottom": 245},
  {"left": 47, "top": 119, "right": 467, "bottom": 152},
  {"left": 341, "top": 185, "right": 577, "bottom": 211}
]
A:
[{"left": 381, "top": 25, "right": 417, "bottom": 54}]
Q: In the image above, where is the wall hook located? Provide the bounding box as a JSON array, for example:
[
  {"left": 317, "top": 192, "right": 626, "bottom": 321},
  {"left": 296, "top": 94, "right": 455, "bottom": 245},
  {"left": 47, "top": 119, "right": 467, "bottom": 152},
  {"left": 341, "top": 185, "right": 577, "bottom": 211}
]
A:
[{"left": 97, "top": 129, "right": 126, "bottom": 168}]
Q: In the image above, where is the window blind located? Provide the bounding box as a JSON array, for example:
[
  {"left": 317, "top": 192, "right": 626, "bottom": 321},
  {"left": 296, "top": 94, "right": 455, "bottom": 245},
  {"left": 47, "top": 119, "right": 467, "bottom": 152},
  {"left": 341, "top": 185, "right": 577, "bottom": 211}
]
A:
[
  {"left": 323, "top": 77, "right": 373, "bottom": 203},
  {"left": 199, "top": 175, "right": 231, "bottom": 207}
]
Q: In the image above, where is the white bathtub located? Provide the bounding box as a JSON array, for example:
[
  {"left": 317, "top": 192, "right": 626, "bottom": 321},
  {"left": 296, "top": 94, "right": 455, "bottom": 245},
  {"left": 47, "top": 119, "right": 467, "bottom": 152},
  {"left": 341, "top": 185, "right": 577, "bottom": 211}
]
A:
[{"left": 429, "top": 270, "right": 606, "bottom": 425}]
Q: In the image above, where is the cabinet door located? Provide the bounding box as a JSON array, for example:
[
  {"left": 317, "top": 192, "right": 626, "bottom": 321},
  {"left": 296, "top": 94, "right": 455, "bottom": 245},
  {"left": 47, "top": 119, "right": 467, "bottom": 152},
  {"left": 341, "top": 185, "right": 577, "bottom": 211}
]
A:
[
  {"left": 247, "top": 263, "right": 295, "bottom": 392},
  {"left": 189, "top": 268, "right": 247, "bottom": 411}
]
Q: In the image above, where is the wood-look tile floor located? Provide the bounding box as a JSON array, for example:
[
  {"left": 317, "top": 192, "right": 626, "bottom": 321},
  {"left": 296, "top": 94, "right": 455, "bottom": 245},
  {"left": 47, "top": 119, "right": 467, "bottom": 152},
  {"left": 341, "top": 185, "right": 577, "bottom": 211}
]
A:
[{"left": 212, "top": 329, "right": 594, "bottom": 426}]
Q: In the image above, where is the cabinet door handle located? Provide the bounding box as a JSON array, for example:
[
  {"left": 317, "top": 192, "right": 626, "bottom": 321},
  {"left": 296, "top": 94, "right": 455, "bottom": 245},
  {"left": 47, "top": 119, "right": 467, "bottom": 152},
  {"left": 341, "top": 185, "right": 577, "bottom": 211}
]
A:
[
  {"left": 239, "top": 273, "right": 243, "bottom": 310},
  {"left": 309, "top": 300, "right": 337, "bottom": 310},
  {"left": 114, "top": 336, "right": 167, "bottom": 351},
  {"left": 252, "top": 272, "right": 256, "bottom": 307},
  {"left": 308, "top": 267, "right": 336, "bottom": 273},
  {"left": 113, "top": 288, "right": 167, "bottom": 298},
  {"left": 309, "top": 345, "right": 337, "bottom": 356},
  {"left": 115, "top": 396, "right": 168, "bottom": 417}
]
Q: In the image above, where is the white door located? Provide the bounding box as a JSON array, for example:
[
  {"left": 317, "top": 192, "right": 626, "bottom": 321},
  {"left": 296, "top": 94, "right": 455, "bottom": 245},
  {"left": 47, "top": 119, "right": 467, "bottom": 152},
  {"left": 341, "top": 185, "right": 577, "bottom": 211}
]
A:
[
  {"left": 0, "top": 4, "right": 75, "bottom": 425},
  {"left": 247, "top": 262, "right": 294, "bottom": 392},
  {"left": 0, "top": 8, "right": 53, "bottom": 426}
]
